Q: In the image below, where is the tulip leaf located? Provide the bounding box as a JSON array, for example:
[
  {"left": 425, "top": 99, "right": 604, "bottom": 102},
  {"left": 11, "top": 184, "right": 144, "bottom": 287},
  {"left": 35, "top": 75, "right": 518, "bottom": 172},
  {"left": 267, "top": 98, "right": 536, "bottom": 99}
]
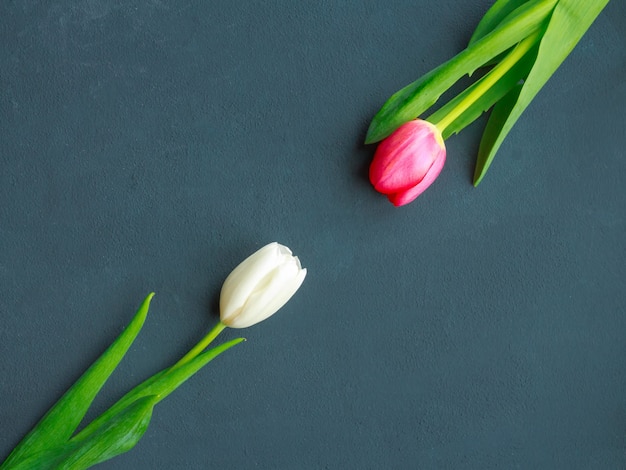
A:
[
  {"left": 473, "top": 0, "right": 610, "bottom": 185},
  {"left": 1, "top": 294, "right": 154, "bottom": 469},
  {"left": 469, "top": 0, "right": 532, "bottom": 45},
  {"left": 7, "top": 396, "right": 158, "bottom": 470},
  {"left": 3, "top": 335, "right": 243, "bottom": 470},
  {"left": 364, "top": 0, "right": 557, "bottom": 144},
  {"left": 72, "top": 337, "right": 245, "bottom": 445},
  {"left": 467, "top": 0, "right": 533, "bottom": 68},
  {"left": 427, "top": 43, "right": 539, "bottom": 140},
  {"left": 61, "top": 395, "right": 157, "bottom": 470},
  {"left": 474, "top": 83, "right": 524, "bottom": 184}
]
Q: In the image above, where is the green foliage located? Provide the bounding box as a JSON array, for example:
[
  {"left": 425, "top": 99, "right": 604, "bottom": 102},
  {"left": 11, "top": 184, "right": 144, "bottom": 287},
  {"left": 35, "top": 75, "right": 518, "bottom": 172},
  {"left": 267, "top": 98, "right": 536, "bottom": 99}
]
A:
[
  {"left": 473, "top": 0, "right": 610, "bottom": 184},
  {"left": 365, "top": 0, "right": 610, "bottom": 186},
  {"left": 72, "top": 338, "right": 244, "bottom": 447},
  {"left": 1, "top": 294, "right": 154, "bottom": 469},
  {"left": 8, "top": 396, "right": 157, "bottom": 470},
  {"left": 365, "top": 0, "right": 557, "bottom": 144},
  {"left": 1, "top": 295, "right": 244, "bottom": 470},
  {"left": 427, "top": 42, "right": 540, "bottom": 139},
  {"left": 469, "top": 0, "right": 532, "bottom": 45}
]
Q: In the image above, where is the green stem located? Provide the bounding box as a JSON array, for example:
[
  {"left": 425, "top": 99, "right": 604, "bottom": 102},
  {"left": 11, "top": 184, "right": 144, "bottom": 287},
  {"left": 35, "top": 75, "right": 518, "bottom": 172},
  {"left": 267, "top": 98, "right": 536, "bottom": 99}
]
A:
[
  {"left": 172, "top": 321, "right": 227, "bottom": 369},
  {"left": 432, "top": 30, "right": 542, "bottom": 133},
  {"left": 70, "top": 337, "right": 244, "bottom": 447}
]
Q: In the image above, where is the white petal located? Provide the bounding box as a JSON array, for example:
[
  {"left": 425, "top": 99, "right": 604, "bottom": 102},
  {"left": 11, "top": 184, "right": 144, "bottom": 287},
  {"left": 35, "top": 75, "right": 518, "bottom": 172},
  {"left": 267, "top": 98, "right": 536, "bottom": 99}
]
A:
[
  {"left": 219, "top": 242, "right": 306, "bottom": 328},
  {"left": 220, "top": 242, "right": 282, "bottom": 320},
  {"left": 229, "top": 265, "right": 306, "bottom": 328}
]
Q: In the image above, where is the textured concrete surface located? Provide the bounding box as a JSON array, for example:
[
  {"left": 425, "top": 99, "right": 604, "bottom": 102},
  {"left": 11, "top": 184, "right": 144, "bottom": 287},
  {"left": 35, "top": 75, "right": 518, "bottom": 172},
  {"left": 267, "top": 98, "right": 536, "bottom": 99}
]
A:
[{"left": 1, "top": 1, "right": 625, "bottom": 468}]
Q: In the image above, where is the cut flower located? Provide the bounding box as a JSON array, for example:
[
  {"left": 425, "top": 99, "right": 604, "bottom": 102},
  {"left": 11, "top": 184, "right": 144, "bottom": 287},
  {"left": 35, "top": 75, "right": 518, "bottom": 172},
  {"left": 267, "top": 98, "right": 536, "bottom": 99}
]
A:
[
  {"left": 365, "top": 0, "right": 610, "bottom": 189},
  {"left": 220, "top": 242, "right": 307, "bottom": 328},
  {"left": 369, "top": 119, "right": 446, "bottom": 206},
  {"left": 2, "top": 243, "right": 308, "bottom": 469}
]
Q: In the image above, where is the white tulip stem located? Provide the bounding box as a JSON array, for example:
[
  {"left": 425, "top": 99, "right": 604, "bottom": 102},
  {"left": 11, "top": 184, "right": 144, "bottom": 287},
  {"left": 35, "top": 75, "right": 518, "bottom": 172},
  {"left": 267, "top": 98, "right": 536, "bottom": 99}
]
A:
[{"left": 172, "top": 321, "right": 227, "bottom": 369}]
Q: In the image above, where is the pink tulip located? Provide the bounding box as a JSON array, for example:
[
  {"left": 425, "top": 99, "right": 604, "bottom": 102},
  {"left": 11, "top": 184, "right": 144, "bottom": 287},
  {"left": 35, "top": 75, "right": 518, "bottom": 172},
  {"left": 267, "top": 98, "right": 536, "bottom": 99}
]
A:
[{"left": 369, "top": 119, "right": 446, "bottom": 206}]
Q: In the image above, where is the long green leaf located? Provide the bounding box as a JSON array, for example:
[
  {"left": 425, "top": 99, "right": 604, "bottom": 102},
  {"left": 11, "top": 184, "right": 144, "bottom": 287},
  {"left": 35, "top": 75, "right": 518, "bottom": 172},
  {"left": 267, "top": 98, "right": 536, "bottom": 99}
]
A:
[
  {"left": 4, "top": 337, "right": 244, "bottom": 469},
  {"left": 72, "top": 337, "right": 245, "bottom": 444},
  {"left": 7, "top": 396, "right": 158, "bottom": 470},
  {"left": 469, "top": 0, "right": 533, "bottom": 45},
  {"left": 59, "top": 395, "right": 157, "bottom": 470},
  {"left": 427, "top": 43, "right": 539, "bottom": 139},
  {"left": 475, "top": 83, "right": 524, "bottom": 184},
  {"left": 468, "top": 0, "right": 534, "bottom": 68},
  {"left": 365, "top": 0, "right": 557, "bottom": 144},
  {"left": 473, "top": 0, "right": 610, "bottom": 185},
  {"left": 1, "top": 294, "right": 155, "bottom": 469}
]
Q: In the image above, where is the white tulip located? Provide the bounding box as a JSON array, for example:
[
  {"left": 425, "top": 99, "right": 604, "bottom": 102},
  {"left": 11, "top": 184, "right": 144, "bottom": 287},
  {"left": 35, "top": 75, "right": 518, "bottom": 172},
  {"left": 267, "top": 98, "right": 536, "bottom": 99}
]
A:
[{"left": 219, "top": 242, "right": 306, "bottom": 328}]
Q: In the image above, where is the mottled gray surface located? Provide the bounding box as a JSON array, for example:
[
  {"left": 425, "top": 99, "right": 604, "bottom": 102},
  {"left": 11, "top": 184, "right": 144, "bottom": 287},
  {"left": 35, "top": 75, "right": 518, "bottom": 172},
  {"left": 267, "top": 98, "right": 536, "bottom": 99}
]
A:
[{"left": 1, "top": 1, "right": 625, "bottom": 469}]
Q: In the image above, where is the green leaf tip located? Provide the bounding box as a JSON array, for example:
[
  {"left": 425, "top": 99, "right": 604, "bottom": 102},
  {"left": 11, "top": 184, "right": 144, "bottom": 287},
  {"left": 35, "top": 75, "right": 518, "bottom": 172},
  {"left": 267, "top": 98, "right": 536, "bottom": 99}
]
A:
[
  {"left": 1, "top": 293, "right": 155, "bottom": 469},
  {"left": 472, "top": 0, "right": 609, "bottom": 184},
  {"left": 365, "top": 0, "right": 557, "bottom": 144},
  {"left": 469, "top": 0, "right": 534, "bottom": 45},
  {"left": 71, "top": 336, "right": 246, "bottom": 449},
  {"left": 6, "top": 396, "right": 158, "bottom": 470}
]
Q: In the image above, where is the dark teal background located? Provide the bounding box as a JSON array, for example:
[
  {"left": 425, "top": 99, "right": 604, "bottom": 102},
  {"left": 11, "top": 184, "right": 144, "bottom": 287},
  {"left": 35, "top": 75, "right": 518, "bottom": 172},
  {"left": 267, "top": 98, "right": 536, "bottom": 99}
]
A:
[{"left": 1, "top": 1, "right": 625, "bottom": 468}]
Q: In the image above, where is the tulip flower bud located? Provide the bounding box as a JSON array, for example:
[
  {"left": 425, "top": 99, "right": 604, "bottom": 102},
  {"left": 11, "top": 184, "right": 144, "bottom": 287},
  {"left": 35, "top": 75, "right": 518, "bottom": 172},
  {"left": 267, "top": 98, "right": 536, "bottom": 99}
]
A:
[
  {"left": 219, "top": 242, "right": 307, "bottom": 329},
  {"left": 369, "top": 119, "right": 446, "bottom": 206}
]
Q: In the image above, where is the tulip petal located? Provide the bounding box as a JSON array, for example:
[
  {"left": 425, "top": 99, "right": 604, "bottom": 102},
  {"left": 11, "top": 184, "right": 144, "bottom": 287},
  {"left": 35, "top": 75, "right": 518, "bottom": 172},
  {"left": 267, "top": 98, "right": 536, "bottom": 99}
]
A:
[
  {"left": 220, "top": 243, "right": 306, "bottom": 328},
  {"left": 370, "top": 120, "right": 445, "bottom": 196},
  {"left": 230, "top": 264, "right": 306, "bottom": 328},
  {"left": 220, "top": 243, "right": 284, "bottom": 320},
  {"left": 371, "top": 128, "right": 433, "bottom": 193},
  {"left": 387, "top": 147, "right": 446, "bottom": 206}
]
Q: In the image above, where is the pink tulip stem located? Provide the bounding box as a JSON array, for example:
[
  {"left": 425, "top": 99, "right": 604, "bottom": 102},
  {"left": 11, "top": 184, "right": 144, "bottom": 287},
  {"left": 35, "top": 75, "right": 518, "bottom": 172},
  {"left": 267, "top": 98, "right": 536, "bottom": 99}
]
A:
[
  {"left": 172, "top": 321, "right": 227, "bottom": 369},
  {"left": 432, "top": 30, "right": 542, "bottom": 134}
]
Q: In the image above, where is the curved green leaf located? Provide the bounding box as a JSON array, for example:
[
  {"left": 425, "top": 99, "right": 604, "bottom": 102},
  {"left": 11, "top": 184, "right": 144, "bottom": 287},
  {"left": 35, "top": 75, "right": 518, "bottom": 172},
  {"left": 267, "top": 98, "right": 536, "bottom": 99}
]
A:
[
  {"left": 468, "top": 0, "right": 533, "bottom": 68},
  {"left": 469, "top": 0, "right": 532, "bottom": 45},
  {"left": 427, "top": 43, "right": 539, "bottom": 139},
  {"left": 72, "top": 337, "right": 245, "bottom": 445},
  {"left": 1, "top": 294, "right": 154, "bottom": 469},
  {"left": 473, "top": 0, "right": 610, "bottom": 185},
  {"left": 3, "top": 335, "right": 243, "bottom": 470},
  {"left": 474, "top": 83, "right": 524, "bottom": 186},
  {"left": 365, "top": 0, "right": 557, "bottom": 144},
  {"left": 7, "top": 396, "right": 158, "bottom": 470},
  {"left": 60, "top": 395, "right": 157, "bottom": 470}
]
